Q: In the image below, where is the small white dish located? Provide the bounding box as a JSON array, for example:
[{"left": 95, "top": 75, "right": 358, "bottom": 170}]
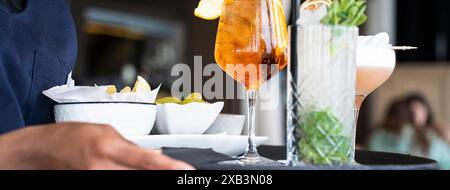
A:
[
  {"left": 204, "top": 114, "right": 245, "bottom": 135},
  {"left": 126, "top": 135, "right": 269, "bottom": 156},
  {"left": 54, "top": 102, "right": 157, "bottom": 136},
  {"left": 155, "top": 102, "right": 224, "bottom": 135}
]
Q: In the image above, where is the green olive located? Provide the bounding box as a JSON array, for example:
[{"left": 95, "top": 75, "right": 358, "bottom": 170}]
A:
[
  {"left": 155, "top": 97, "right": 182, "bottom": 104},
  {"left": 184, "top": 92, "right": 203, "bottom": 101}
]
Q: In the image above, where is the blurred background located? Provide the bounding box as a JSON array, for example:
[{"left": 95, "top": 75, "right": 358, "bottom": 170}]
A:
[{"left": 69, "top": 0, "right": 450, "bottom": 168}]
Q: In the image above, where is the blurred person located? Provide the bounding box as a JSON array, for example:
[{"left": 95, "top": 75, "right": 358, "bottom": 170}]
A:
[
  {"left": 369, "top": 94, "right": 450, "bottom": 169},
  {"left": 404, "top": 94, "right": 450, "bottom": 169},
  {"left": 369, "top": 99, "right": 414, "bottom": 155},
  {"left": 0, "top": 0, "right": 193, "bottom": 170}
]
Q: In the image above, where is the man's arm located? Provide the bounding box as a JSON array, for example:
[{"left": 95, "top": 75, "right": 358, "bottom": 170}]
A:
[
  {"left": 0, "top": 48, "right": 193, "bottom": 170},
  {"left": 0, "top": 123, "right": 194, "bottom": 170},
  {"left": 0, "top": 58, "right": 193, "bottom": 169}
]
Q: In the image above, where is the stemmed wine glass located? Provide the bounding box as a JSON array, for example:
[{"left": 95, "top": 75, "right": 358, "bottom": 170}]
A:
[{"left": 214, "top": 0, "right": 289, "bottom": 165}]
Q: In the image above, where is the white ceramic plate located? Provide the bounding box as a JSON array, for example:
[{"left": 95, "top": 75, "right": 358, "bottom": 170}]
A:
[{"left": 126, "top": 135, "right": 269, "bottom": 156}]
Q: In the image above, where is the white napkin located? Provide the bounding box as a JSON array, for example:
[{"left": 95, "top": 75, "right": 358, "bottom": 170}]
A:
[{"left": 43, "top": 73, "right": 160, "bottom": 103}]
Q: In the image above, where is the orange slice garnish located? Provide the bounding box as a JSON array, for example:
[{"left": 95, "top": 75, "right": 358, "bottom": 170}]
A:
[{"left": 300, "top": 0, "right": 332, "bottom": 11}]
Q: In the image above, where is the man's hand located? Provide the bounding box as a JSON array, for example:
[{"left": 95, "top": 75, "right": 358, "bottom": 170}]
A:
[{"left": 0, "top": 122, "right": 195, "bottom": 170}]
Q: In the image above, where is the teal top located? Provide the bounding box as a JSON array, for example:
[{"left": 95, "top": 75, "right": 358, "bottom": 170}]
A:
[{"left": 369, "top": 126, "right": 450, "bottom": 169}]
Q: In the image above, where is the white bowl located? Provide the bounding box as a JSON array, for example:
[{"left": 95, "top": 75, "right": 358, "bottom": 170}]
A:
[
  {"left": 155, "top": 102, "right": 224, "bottom": 134},
  {"left": 54, "top": 102, "right": 157, "bottom": 136},
  {"left": 204, "top": 114, "right": 245, "bottom": 135}
]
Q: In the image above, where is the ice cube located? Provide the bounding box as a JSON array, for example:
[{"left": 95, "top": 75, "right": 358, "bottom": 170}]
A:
[{"left": 297, "top": 5, "right": 327, "bottom": 26}]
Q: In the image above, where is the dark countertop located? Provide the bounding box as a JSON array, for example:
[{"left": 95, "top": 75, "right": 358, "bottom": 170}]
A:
[{"left": 164, "top": 146, "right": 438, "bottom": 170}]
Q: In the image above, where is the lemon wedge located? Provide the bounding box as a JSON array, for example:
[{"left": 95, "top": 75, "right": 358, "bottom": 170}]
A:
[
  {"left": 106, "top": 85, "right": 117, "bottom": 95},
  {"left": 194, "top": 0, "right": 224, "bottom": 20},
  {"left": 132, "top": 76, "right": 152, "bottom": 93},
  {"left": 120, "top": 86, "right": 131, "bottom": 93}
]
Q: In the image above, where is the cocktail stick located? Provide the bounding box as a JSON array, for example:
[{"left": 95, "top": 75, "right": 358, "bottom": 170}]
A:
[{"left": 391, "top": 46, "right": 418, "bottom": 51}]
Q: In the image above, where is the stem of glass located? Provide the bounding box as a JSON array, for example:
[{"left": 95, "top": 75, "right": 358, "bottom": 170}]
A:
[
  {"left": 354, "top": 94, "right": 366, "bottom": 130},
  {"left": 352, "top": 95, "right": 366, "bottom": 163},
  {"left": 353, "top": 107, "right": 360, "bottom": 146},
  {"left": 243, "top": 89, "right": 259, "bottom": 160}
]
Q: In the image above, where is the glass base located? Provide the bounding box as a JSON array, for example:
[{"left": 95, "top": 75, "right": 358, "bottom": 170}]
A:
[
  {"left": 352, "top": 160, "right": 362, "bottom": 166},
  {"left": 219, "top": 153, "right": 283, "bottom": 166}
]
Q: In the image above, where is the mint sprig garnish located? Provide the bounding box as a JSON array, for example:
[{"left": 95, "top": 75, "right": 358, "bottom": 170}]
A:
[
  {"left": 321, "top": 0, "right": 367, "bottom": 27},
  {"left": 297, "top": 109, "right": 352, "bottom": 165}
]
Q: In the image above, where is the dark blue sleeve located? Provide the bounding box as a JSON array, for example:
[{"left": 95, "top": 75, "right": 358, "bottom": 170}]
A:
[{"left": 0, "top": 48, "right": 25, "bottom": 134}]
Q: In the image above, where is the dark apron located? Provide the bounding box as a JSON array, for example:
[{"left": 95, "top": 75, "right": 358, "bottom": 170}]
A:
[{"left": 0, "top": 0, "right": 77, "bottom": 134}]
